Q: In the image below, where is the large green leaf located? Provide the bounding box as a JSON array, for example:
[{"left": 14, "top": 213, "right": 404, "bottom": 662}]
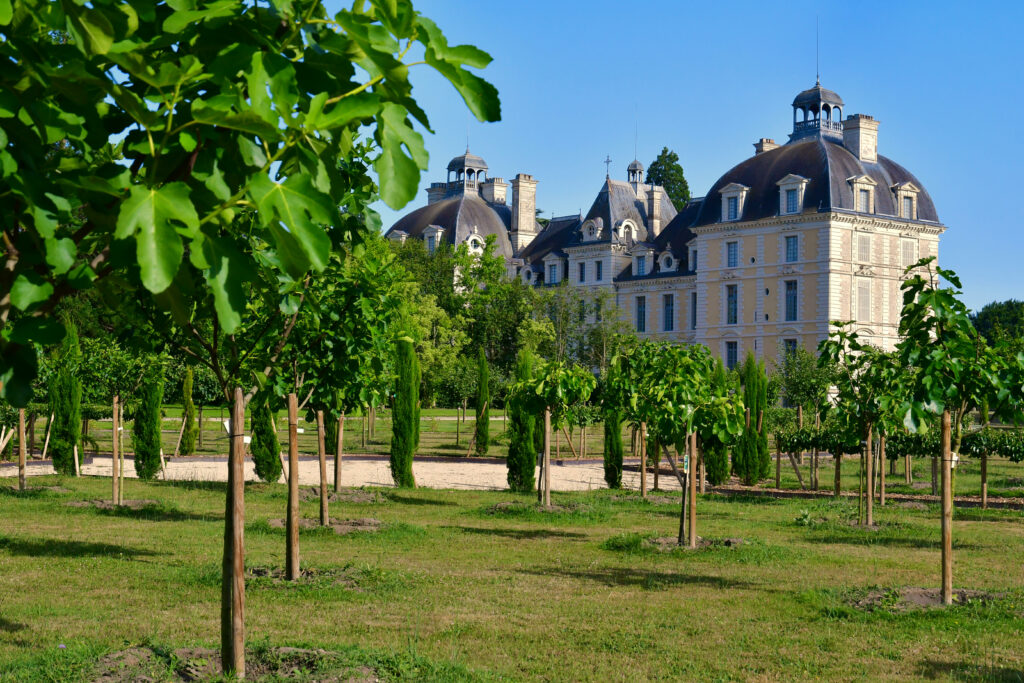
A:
[
  {"left": 9, "top": 273, "right": 54, "bottom": 311},
  {"left": 374, "top": 103, "right": 427, "bottom": 209},
  {"left": 115, "top": 183, "right": 199, "bottom": 293},
  {"left": 200, "top": 235, "right": 253, "bottom": 333},
  {"left": 249, "top": 174, "right": 335, "bottom": 271},
  {"left": 0, "top": 0, "right": 12, "bottom": 26},
  {"left": 62, "top": 1, "right": 115, "bottom": 55}
]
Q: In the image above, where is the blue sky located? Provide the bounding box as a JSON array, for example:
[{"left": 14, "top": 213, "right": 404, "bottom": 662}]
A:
[{"left": 365, "top": 0, "right": 1024, "bottom": 311}]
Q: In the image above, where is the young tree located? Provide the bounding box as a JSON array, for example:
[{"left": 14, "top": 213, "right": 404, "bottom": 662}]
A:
[
  {"left": 181, "top": 366, "right": 198, "bottom": 456},
  {"left": 506, "top": 349, "right": 536, "bottom": 493},
  {"left": 390, "top": 337, "right": 418, "bottom": 488},
  {"left": 732, "top": 354, "right": 768, "bottom": 485},
  {"left": 475, "top": 347, "right": 490, "bottom": 455},
  {"left": 132, "top": 364, "right": 165, "bottom": 481},
  {"left": 697, "top": 359, "right": 736, "bottom": 486},
  {"left": 48, "top": 320, "right": 83, "bottom": 475},
  {"left": 603, "top": 410, "right": 624, "bottom": 489},
  {"left": 251, "top": 397, "right": 282, "bottom": 483},
  {"left": 645, "top": 147, "right": 691, "bottom": 208}
]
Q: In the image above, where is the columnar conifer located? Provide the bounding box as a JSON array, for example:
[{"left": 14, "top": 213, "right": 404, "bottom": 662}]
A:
[
  {"left": 49, "top": 320, "right": 82, "bottom": 475},
  {"left": 251, "top": 398, "right": 282, "bottom": 482},
  {"left": 181, "top": 366, "right": 198, "bottom": 455},
  {"left": 732, "top": 354, "right": 768, "bottom": 485},
  {"left": 603, "top": 410, "right": 624, "bottom": 488},
  {"left": 390, "top": 337, "right": 417, "bottom": 487},
  {"left": 506, "top": 349, "right": 536, "bottom": 492},
  {"left": 132, "top": 365, "right": 165, "bottom": 480},
  {"left": 474, "top": 347, "right": 489, "bottom": 455}
]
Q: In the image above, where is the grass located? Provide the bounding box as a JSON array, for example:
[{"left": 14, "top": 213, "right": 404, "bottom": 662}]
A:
[{"left": 0, "top": 476, "right": 1022, "bottom": 681}]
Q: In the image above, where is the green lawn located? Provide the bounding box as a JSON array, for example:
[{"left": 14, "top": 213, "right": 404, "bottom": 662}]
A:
[{"left": 1, "top": 476, "right": 1022, "bottom": 681}]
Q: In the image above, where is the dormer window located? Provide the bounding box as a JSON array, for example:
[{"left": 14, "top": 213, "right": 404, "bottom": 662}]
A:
[
  {"left": 426, "top": 235, "right": 436, "bottom": 254},
  {"left": 581, "top": 219, "right": 600, "bottom": 242},
  {"left": 689, "top": 247, "right": 698, "bottom": 272},
  {"left": 902, "top": 196, "right": 913, "bottom": 219},
  {"left": 660, "top": 254, "right": 675, "bottom": 272},
  {"left": 548, "top": 263, "right": 558, "bottom": 284},
  {"left": 720, "top": 183, "right": 750, "bottom": 223},
  {"left": 636, "top": 255, "right": 646, "bottom": 276},
  {"left": 848, "top": 175, "right": 877, "bottom": 214},
  {"left": 423, "top": 225, "right": 446, "bottom": 254},
  {"left": 892, "top": 182, "right": 920, "bottom": 221},
  {"left": 858, "top": 189, "right": 870, "bottom": 213},
  {"left": 776, "top": 174, "right": 809, "bottom": 215}
]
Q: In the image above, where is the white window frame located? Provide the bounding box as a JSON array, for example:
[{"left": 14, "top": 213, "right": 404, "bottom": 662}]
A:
[
  {"left": 857, "top": 233, "right": 872, "bottom": 263},
  {"left": 776, "top": 174, "right": 809, "bottom": 216},
  {"left": 784, "top": 280, "right": 798, "bottom": 322},
  {"left": 725, "top": 284, "right": 738, "bottom": 325},
  {"left": 726, "top": 241, "right": 739, "bottom": 268},
  {"left": 719, "top": 183, "right": 750, "bottom": 223},
  {"left": 901, "top": 238, "right": 919, "bottom": 268},
  {"left": 785, "top": 235, "right": 798, "bottom": 263},
  {"left": 848, "top": 175, "right": 877, "bottom": 215}
]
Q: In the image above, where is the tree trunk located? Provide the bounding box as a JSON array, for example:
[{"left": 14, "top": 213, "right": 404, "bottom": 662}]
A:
[
  {"left": 775, "top": 444, "right": 781, "bottom": 489},
  {"left": 688, "top": 432, "right": 697, "bottom": 548},
  {"left": 368, "top": 404, "right": 375, "bottom": 439},
  {"left": 812, "top": 412, "right": 821, "bottom": 490},
  {"left": 639, "top": 422, "right": 648, "bottom": 498},
  {"left": 981, "top": 452, "right": 988, "bottom": 509},
  {"left": 28, "top": 415, "right": 34, "bottom": 459},
  {"left": 118, "top": 404, "right": 125, "bottom": 505},
  {"left": 940, "top": 409, "right": 953, "bottom": 605},
  {"left": 796, "top": 405, "right": 804, "bottom": 465},
  {"left": 931, "top": 456, "right": 938, "bottom": 496},
  {"left": 455, "top": 410, "right": 460, "bottom": 446},
  {"left": 220, "top": 387, "right": 246, "bottom": 677},
  {"left": 905, "top": 453, "right": 912, "bottom": 484},
  {"left": 834, "top": 452, "right": 842, "bottom": 498},
  {"left": 112, "top": 396, "right": 120, "bottom": 505},
  {"left": 698, "top": 447, "right": 705, "bottom": 494},
  {"left": 334, "top": 414, "right": 344, "bottom": 493},
  {"left": 17, "top": 409, "right": 26, "bottom": 491},
  {"left": 865, "top": 423, "right": 874, "bottom": 527},
  {"left": 653, "top": 437, "right": 659, "bottom": 491},
  {"left": 316, "top": 411, "right": 328, "bottom": 526},
  {"left": 543, "top": 408, "right": 551, "bottom": 507},
  {"left": 879, "top": 435, "right": 886, "bottom": 506},
  {"left": 286, "top": 393, "right": 300, "bottom": 580},
  {"left": 580, "top": 426, "right": 585, "bottom": 460}
]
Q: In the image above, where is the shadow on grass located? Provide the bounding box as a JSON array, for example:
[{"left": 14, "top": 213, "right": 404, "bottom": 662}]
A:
[
  {"left": 0, "top": 536, "right": 158, "bottom": 560},
  {"left": 519, "top": 565, "right": 754, "bottom": 591},
  {"left": 711, "top": 493, "right": 785, "bottom": 505},
  {"left": 149, "top": 479, "right": 228, "bottom": 493},
  {"left": 917, "top": 659, "right": 1024, "bottom": 682},
  {"left": 95, "top": 503, "right": 222, "bottom": 524},
  {"left": 804, "top": 530, "right": 985, "bottom": 550},
  {"left": 384, "top": 492, "right": 457, "bottom": 507},
  {"left": 0, "top": 487, "right": 61, "bottom": 499},
  {"left": 0, "top": 617, "right": 27, "bottom": 633},
  {"left": 953, "top": 508, "right": 1023, "bottom": 523},
  {"left": 442, "top": 525, "right": 587, "bottom": 540}
]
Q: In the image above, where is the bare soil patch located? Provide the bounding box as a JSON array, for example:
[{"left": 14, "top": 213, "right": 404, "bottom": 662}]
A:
[
  {"left": 66, "top": 499, "right": 160, "bottom": 510},
  {"left": 246, "top": 565, "right": 370, "bottom": 591},
  {"left": 852, "top": 587, "right": 1003, "bottom": 612},
  {"left": 267, "top": 517, "right": 384, "bottom": 535},
  {"left": 488, "top": 501, "right": 578, "bottom": 514},
  {"left": 911, "top": 482, "right": 933, "bottom": 490},
  {"left": 298, "top": 487, "right": 381, "bottom": 504},
  {"left": 898, "top": 501, "right": 929, "bottom": 511},
  {"left": 93, "top": 644, "right": 373, "bottom": 681},
  {"left": 648, "top": 536, "right": 746, "bottom": 551},
  {"left": 610, "top": 494, "right": 677, "bottom": 505}
]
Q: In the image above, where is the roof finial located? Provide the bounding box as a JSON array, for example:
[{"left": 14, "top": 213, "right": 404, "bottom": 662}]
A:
[
  {"left": 634, "top": 104, "right": 638, "bottom": 161},
  {"left": 604, "top": 154, "right": 612, "bottom": 179},
  {"left": 815, "top": 15, "right": 820, "bottom": 85}
]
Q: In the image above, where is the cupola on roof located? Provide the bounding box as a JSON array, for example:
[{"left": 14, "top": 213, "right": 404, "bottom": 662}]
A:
[
  {"left": 447, "top": 149, "right": 488, "bottom": 173},
  {"left": 792, "top": 81, "right": 844, "bottom": 109}
]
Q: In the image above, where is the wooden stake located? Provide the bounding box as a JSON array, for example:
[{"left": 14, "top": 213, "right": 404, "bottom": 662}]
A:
[
  {"left": 834, "top": 452, "right": 842, "bottom": 498},
  {"left": 41, "top": 412, "right": 53, "bottom": 460},
  {"left": 698, "top": 448, "right": 705, "bottom": 494},
  {"left": 118, "top": 404, "right": 125, "bottom": 505},
  {"left": 173, "top": 417, "right": 187, "bottom": 458},
  {"left": 286, "top": 393, "right": 300, "bottom": 580},
  {"left": 639, "top": 422, "right": 647, "bottom": 499},
  {"left": 786, "top": 452, "right": 806, "bottom": 489},
  {"left": 906, "top": 453, "right": 912, "bottom": 485},
  {"left": 198, "top": 405, "right": 204, "bottom": 449},
  {"left": 865, "top": 424, "right": 874, "bottom": 526},
  {"left": 775, "top": 444, "right": 782, "bottom": 489},
  {"left": 543, "top": 408, "right": 551, "bottom": 507},
  {"left": 940, "top": 409, "right": 953, "bottom": 605},
  {"left": 112, "top": 396, "right": 120, "bottom": 506},
  {"left": 334, "top": 414, "right": 344, "bottom": 493},
  {"left": 796, "top": 405, "right": 804, "bottom": 465},
  {"left": 73, "top": 444, "right": 80, "bottom": 477},
  {"left": 220, "top": 387, "right": 246, "bottom": 676},
  {"left": 559, "top": 424, "right": 579, "bottom": 459},
  {"left": 879, "top": 435, "right": 886, "bottom": 506},
  {"left": 316, "top": 411, "right": 328, "bottom": 526},
  {"left": 18, "top": 409, "right": 26, "bottom": 491},
  {"left": 981, "top": 452, "right": 988, "bottom": 509},
  {"left": 688, "top": 432, "right": 697, "bottom": 548}
]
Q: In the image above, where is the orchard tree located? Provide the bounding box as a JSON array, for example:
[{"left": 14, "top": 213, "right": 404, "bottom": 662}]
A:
[
  {"left": 0, "top": 0, "right": 500, "bottom": 675},
  {"left": 896, "top": 257, "right": 1024, "bottom": 605}
]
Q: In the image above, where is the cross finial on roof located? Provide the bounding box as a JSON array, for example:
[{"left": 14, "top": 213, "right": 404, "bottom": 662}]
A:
[{"left": 604, "top": 155, "right": 612, "bottom": 178}]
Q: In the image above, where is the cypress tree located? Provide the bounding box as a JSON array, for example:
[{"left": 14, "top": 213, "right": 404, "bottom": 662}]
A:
[
  {"left": 181, "top": 366, "right": 198, "bottom": 455},
  {"left": 603, "top": 410, "right": 623, "bottom": 489},
  {"left": 132, "top": 365, "right": 165, "bottom": 480},
  {"left": 732, "top": 354, "right": 769, "bottom": 485},
  {"left": 49, "top": 320, "right": 82, "bottom": 475},
  {"left": 506, "top": 349, "right": 535, "bottom": 493},
  {"left": 474, "top": 347, "right": 489, "bottom": 455},
  {"left": 251, "top": 398, "right": 282, "bottom": 482},
  {"left": 704, "top": 360, "right": 731, "bottom": 485},
  {"left": 390, "top": 338, "right": 417, "bottom": 487}
]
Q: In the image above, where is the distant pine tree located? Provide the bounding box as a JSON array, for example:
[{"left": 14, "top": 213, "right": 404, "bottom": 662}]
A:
[
  {"left": 603, "top": 410, "right": 623, "bottom": 489},
  {"left": 507, "top": 349, "right": 536, "bottom": 493},
  {"left": 180, "top": 367, "right": 198, "bottom": 455},
  {"left": 390, "top": 338, "right": 417, "bottom": 487},
  {"left": 251, "top": 397, "right": 282, "bottom": 483},
  {"left": 132, "top": 365, "right": 165, "bottom": 480},
  {"left": 645, "top": 147, "right": 691, "bottom": 209},
  {"left": 474, "top": 347, "right": 489, "bottom": 456},
  {"left": 48, "top": 320, "right": 82, "bottom": 475}
]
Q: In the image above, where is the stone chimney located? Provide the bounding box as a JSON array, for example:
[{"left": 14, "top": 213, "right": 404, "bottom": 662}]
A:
[
  {"left": 510, "top": 173, "right": 538, "bottom": 254},
  {"left": 753, "top": 138, "right": 779, "bottom": 155},
  {"left": 843, "top": 114, "right": 879, "bottom": 163},
  {"left": 647, "top": 185, "right": 664, "bottom": 237},
  {"left": 480, "top": 177, "right": 508, "bottom": 205},
  {"left": 426, "top": 182, "right": 447, "bottom": 205}
]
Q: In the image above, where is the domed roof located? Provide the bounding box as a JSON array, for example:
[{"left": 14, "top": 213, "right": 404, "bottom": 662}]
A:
[
  {"left": 447, "top": 150, "right": 488, "bottom": 172},
  {"left": 386, "top": 194, "right": 513, "bottom": 258},
  {"left": 627, "top": 159, "right": 644, "bottom": 172},
  {"left": 691, "top": 138, "right": 940, "bottom": 227},
  {"left": 792, "top": 82, "right": 844, "bottom": 109}
]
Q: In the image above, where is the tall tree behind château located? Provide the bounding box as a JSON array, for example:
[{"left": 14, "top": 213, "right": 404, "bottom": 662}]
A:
[
  {"left": 507, "top": 349, "right": 535, "bottom": 492},
  {"left": 48, "top": 319, "right": 82, "bottom": 475},
  {"left": 132, "top": 365, "right": 165, "bottom": 480},
  {"left": 181, "top": 367, "right": 198, "bottom": 455},
  {"left": 645, "top": 147, "right": 691, "bottom": 209},
  {"left": 475, "top": 347, "right": 490, "bottom": 455},
  {"left": 251, "top": 398, "right": 282, "bottom": 483},
  {"left": 390, "top": 338, "right": 417, "bottom": 487}
]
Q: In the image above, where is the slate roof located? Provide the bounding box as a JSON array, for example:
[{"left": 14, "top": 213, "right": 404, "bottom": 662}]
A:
[
  {"left": 518, "top": 214, "right": 582, "bottom": 268},
  {"left": 583, "top": 178, "right": 678, "bottom": 241},
  {"left": 615, "top": 199, "right": 703, "bottom": 281},
  {"left": 386, "top": 194, "right": 514, "bottom": 258},
  {"left": 691, "top": 138, "right": 940, "bottom": 227},
  {"left": 793, "top": 83, "right": 844, "bottom": 109},
  {"left": 447, "top": 151, "right": 488, "bottom": 171}
]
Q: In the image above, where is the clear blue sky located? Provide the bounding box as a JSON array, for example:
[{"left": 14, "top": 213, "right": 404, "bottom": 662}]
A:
[{"left": 364, "top": 0, "right": 1024, "bottom": 311}]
